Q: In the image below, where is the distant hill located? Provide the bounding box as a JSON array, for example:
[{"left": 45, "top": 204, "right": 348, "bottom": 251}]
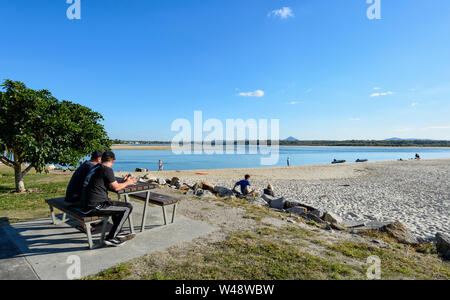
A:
[
  {"left": 385, "top": 138, "right": 433, "bottom": 141},
  {"left": 283, "top": 136, "right": 299, "bottom": 142}
]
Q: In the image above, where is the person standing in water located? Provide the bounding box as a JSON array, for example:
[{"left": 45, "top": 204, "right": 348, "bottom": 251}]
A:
[
  {"left": 158, "top": 160, "right": 163, "bottom": 171},
  {"left": 287, "top": 157, "right": 291, "bottom": 167}
]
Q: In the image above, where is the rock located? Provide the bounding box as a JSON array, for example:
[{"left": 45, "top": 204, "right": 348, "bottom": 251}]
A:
[
  {"left": 310, "top": 209, "right": 325, "bottom": 219},
  {"left": 286, "top": 206, "right": 307, "bottom": 215},
  {"left": 197, "top": 190, "right": 215, "bottom": 198},
  {"left": 285, "top": 200, "right": 302, "bottom": 209},
  {"left": 342, "top": 221, "right": 366, "bottom": 228},
  {"left": 157, "top": 178, "right": 167, "bottom": 185},
  {"left": 269, "top": 197, "right": 286, "bottom": 210},
  {"left": 143, "top": 174, "right": 157, "bottom": 182},
  {"left": 135, "top": 168, "right": 143, "bottom": 172},
  {"left": 330, "top": 223, "right": 345, "bottom": 231},
  {"left": 322, "top": 212, "right": 343, "bottom": 224},
  {"left": 246, "top": 197, "right": 269, "bottom": 207},
  {"left": 214, "top": 186, "right": 234, "bottom": 197},
  {"left": 170, "top": 177, "right": 180, "bottom": 185},
  {"left": 261, "top": 194, "right": 276, "bottom": 204},
  {"left": 179, "top": 184, "right": 191, "bottom": 191},
  {"left": 379, "top": 222, "right": 418, "bottom": 245},
  {"left": 299, "top": 212, "right": 327, "bottom": 224},
  {"left": 201, "top": 182, "right": 215, "bottom": 192},
  {"left": 435, "top": 233, "right": 450, "bottom": 260}
]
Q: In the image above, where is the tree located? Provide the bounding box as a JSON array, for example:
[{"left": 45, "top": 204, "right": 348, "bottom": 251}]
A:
[{"left": 0, "top": 80, "right": 111, "bottom": 192}]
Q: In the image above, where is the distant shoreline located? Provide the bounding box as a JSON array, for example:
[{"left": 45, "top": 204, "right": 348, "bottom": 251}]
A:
[{"left": 111, "top": 144, "right": 450, "bottom": 150}]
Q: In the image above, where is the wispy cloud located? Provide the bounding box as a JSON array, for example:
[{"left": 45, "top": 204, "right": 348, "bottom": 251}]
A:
[
  {"left": 373, "top": 87, "right": 382, "bottom": 90},
  {"left": 238, "top": 90, "right": 264, "bottom": 97},
  {"left": 287, "top": 101, "right": 299, "bottom": 105},
  {"left": 411, "top": 102, "right": 419, "bottom": 107},
  {"left": 268, "top": 7, "right": 294, "bottom": 19},
  {"left": 370, "top": 91, "right": 393, "bottom": 97},
  {"left": 348, "top": 118, "right": 361, "bottom": 121},
  {"left": 305, "top": 88, "right": 312, "bottom": 94}
]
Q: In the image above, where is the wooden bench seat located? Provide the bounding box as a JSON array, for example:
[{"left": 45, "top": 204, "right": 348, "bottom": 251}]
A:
[
  {"left": 45, "top": 198, "right": 109, "bottom": 249},
  {"left": 130, "top": 192, "right": 179, "bottom": 227}
]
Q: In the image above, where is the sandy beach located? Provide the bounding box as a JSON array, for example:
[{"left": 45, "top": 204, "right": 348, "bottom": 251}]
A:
[{"left": 119, "top": 159, "right": 450, "bottom": 240}]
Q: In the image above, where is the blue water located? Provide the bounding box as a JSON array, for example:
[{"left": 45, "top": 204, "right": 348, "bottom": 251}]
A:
[{"left": 110, "top": 146, "right": 450, "bottom": 172}]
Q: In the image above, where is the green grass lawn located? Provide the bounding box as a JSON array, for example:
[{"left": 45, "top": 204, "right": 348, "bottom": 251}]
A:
[{"left": 0, "top": 165, "right": 71, "bottom": 224}]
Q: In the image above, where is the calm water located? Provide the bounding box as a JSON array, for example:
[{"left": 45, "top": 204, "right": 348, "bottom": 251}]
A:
[{"left": 111, "top": 146, "right": 450, "bottom": 172}]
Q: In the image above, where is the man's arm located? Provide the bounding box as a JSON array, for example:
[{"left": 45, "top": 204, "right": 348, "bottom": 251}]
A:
[{"left": 109, "top": 177, "right": 137, "bottom": 192}]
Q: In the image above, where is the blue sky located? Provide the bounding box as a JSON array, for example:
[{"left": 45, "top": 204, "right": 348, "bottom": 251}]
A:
[{"left": 1, "top": 0, "right": 450, "bottom": 141}]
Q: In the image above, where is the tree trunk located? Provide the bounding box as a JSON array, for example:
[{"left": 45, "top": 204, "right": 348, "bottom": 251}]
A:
[{"left": 14, "top": 164, "right": 26, "bottom": 193}]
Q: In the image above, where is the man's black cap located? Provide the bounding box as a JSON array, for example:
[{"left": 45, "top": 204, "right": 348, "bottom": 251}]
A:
[{"left": 102, "top": 151, "right": 116, "bottom": 162}]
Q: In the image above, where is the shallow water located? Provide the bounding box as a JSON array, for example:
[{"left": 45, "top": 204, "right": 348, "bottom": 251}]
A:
[{"left": 111, "top": 146, "right": 450, "bottom": 172}]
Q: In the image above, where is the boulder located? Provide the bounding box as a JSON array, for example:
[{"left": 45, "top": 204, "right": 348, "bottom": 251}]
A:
[
  {"left": 310, "top": 209, "right": 325, "bottom": 219},
  {"left": 435, "top": 233, "right": 450, "bottom": 260},
  {"left": 285, "top": 200, "right": 302, "bottom": 209},
  {"left": 269, "top": 197, "right": 286, "bottom": 210},
  {"left": 298, "top": 212, "right": 327, "bottom": 224},
  {"left": 196, "top": 189, "right": 215, "bottom": 198},
  {"left": 379, "top": 222, "right": 418, "bottom": 245},
  {"left": 179, "top": 184, "right": 191, "bottom": 191},
  {"left": 143, "top": 174, "right": 157, "bottom": 182},
  {"left": 286, "top": 206, "right": 307, "bottom": 215},
  {"left": 214, "top": 186, "right": 234, "bottom": 197},
  {"left": 157, "top": 178, "right": 167, "bottom": 185},
  {"left": 170, "top": 177, "right": 180, "bottom": 185},
  {"left": 322, "top": 212, "right": 343, "bottom": 224},
  {"left": 201, "top": 182, "right": 215, "bottom": 192},
  {"left": 261, "top": 194, "right": 276, "bottom": 204},
  {"left": 246, "top": 197, "right": 269, "bottom": 207}
]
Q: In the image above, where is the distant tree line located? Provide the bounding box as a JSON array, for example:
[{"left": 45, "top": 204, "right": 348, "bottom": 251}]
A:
[{"left": 114, "top": 139, "right": 450, "bottom": 147}]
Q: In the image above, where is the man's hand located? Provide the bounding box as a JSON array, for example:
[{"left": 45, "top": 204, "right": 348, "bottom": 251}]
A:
[
  {"left": 110, "top": 176, "right": 137, "bottom": 192},
  {"left": 124, "top": 176, "right": 137, "bottom": 186}
]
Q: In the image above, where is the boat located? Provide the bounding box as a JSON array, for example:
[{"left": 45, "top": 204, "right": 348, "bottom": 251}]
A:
[
  {"left": 356, "top": 159, "right": 368, "bottom": 163},
  {"left": 332, "top": 159, "right": 346, "bottom": 164}
]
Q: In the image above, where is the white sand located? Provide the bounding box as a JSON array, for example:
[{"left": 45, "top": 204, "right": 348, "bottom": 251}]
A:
[{"left": 120, "top": 159, "right": 450, "bottom": 240}]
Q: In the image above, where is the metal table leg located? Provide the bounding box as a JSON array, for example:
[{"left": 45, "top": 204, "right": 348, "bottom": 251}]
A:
[
  {"left": 140, "top": 191, "right": 150, "bottom": 232},
  {"left": 124, "top": 194, "right": 135, "bottom": 234}
]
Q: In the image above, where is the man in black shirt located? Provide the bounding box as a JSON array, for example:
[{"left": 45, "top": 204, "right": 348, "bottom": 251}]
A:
[
  {"left": 65, "top": 150, "right": 104, "bottom": 205},
  {"left": 82, "top": 151, "right": 137, "bottom": 247}
]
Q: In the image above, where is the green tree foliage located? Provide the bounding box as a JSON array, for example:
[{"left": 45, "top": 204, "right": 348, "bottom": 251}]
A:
[{"left": 0, "top": 80, "right": 111, "bottom": 192}]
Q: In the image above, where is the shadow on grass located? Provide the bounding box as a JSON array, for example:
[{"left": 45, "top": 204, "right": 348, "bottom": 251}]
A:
[{"left": 0, "top": 186, "right": 14, "bottom": 194}]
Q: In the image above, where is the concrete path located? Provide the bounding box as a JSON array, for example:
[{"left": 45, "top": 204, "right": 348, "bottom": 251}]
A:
[{"left": 0, "top": 202, "right": 216, "bottom": 280}]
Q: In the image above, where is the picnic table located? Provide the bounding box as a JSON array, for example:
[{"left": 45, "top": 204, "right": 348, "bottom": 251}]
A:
[{"left": 114, "top": 178, "right": 179, "bottom": 233}]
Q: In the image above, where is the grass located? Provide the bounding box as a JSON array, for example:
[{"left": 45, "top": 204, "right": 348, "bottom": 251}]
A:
[
  {"left": 0, "top": 165, "right": 71, "bottom": 223},
  {"left": 87, "top": 223, "right": 450, "bottom": 280}
]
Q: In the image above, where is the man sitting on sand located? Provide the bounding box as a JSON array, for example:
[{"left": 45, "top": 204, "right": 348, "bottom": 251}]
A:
[
  {"left": 81, "top": 151, "right": 137, "bottom": 247},
  {"left": 233, "top": 175, "right": 256, "bottom": 196},
  {"left": 65, "top": 150, "right": 103, "bottom": 205}
]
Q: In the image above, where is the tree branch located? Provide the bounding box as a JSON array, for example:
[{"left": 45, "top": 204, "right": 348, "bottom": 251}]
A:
[
  {"left": 0, "top": 156, "right": 15, "bottom": 168},
  {"left": 21, "top": 164, "right": 34, "bottom": 177}
]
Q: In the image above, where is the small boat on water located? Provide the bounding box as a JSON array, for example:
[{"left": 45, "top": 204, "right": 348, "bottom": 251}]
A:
[
  {"left": 356, "top": 159, "right": 368, "bottom": 163},
  {"left": 332, "top": 159, "right": 346, "bottom": 164}
]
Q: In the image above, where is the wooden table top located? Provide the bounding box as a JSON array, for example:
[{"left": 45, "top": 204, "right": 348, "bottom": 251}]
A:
[{"left": 115, "top": 177, "right": 158, "bottom": 194}]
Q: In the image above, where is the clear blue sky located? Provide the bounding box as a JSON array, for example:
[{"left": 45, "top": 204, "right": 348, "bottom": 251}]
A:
[{"left": 1, "top": 0, "right": 450, "bottom": 140}]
